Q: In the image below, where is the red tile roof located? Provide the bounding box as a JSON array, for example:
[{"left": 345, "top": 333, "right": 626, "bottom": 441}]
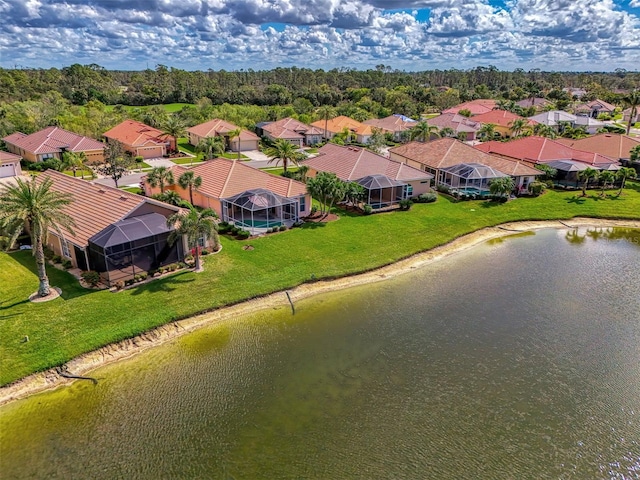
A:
[
  {"left": 310, "top": 116, "right": 373, "bottom": 136},
  {"left": 303, "top": 143, "right": 433, "bottom": 182},
  {"left": 149, "top": 158, "right": 306, "bottom": 199},
  {"left": 475, "top": 136, "right": 617, "bottom": 166},
  {"left": 362, "top": 115, "right": 417, "bottom": 133},
  {"left": 390, "top": 138, "right": 540, "bottom": 177},
  {"left": 472, "top": 110, "right": 537, "bottom": 128},
  {"left": 2, "top": 127, "right": 104, "bottom": 155},
  {"left": 186, "top": 119, "right": 259, "bottom": 141},
  {"left": 35, "top": 170, "right": 177, "bottom": 247},
  {"left": 0, "top": 151, "right": 22, "bottom": 163},
  {"left": 555, "top": 134, "right": 640, "bottom": 160},
  {"left": 262, "top": 117, "right": 323, "bottom": 140},
  {"left": 442, "top": 99, "right": 497, "bottom": 116},
  {"left": 103, "top": 120, "right": 171, "bottom": 147}
]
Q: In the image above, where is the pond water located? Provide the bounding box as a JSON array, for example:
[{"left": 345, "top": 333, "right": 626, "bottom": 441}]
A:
[{"left": 1, "top": 227, "right": 639, "bottom": 479}]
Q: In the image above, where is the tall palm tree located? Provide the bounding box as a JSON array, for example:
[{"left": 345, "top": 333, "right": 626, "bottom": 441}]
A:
[
  {"left": 162, "top": 116, "right": 186, "bottom": 154},
  {"left": 533, "top": 123, "right": 557, "bottom": 139},
  {"left": 623, "top": 89, "right": 640, "bottom": 136},
  {"left": 178, "top": 170, "right": 202, "bottom": 205},
  {"left": 226, "top": 128, "right": 242, "bottom": 161},
  {"left": 196, "top": 136, "right": 225, "bottom": 161},
  {"left": 147, "top": 166, "right": 174, "bottom": 194},
  {"left": 598, "top": 170, "right": 615, "bottom": 197},
  {"left": 264, "top": 138, "right": 302, "bottom": 173},
  {"left": 0, "top": 177, "right": 75, "bottom": 297},
  {"left": 439, "top": 127, "right": 456, "bottom": 138},
  {"left": 410, "top": 121, "right": 440, "bottom": 142},
  {"left": 489, "top": 176, "right": 515, "bottom": 199},
  {"left": 508, "top": 118, "right": 530, "bottom": 138},
  {"left": 167, "top": 205, "right": 219, "bottom": 272},
  {"left": 478, "top": 123, "right": 497, "bottom": 141},
  {"left": 578, "top": 167, "right": 598, "bottom": 196},
  {"left": 616, "top": 167, "right": 637, "bottom": 196},
  {"left": 315, "top": 105, "right": 336, "bottom": 140}
]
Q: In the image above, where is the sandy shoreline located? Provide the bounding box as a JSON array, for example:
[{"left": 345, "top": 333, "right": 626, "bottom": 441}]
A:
[{"left": 2, "top": 217, "right": 639, "bottom": 406}]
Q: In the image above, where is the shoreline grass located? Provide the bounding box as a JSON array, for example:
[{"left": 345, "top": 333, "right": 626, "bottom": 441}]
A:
[{"left": 2, "top": 184, "right": 640, "bottom": 386}]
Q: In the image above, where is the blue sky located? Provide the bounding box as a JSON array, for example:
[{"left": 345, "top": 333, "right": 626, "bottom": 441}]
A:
[{"left": 1, "top": 0, "right": 639, "bottom": 71}]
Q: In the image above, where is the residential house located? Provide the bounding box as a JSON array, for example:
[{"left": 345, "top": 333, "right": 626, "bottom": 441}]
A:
[
  {"left": 425, "top": 113, "right": 481, "bottom": 141},
  {"left": 259, "top": 117, "right": 324, "bottom": 147},
  {"left": 528, "top": 110, "right": 605, "bottom": 135},
  {"left": 143, "top": 158, "right": 310, "bottom": 234},
  {"left": 472, "top": 110, "right": 537, "bottom": 137},
  {"left": 622, "top": 107, "right": 640, "bottom": 125},
  {"left": 310, "top": 116, "right": 374, "bottom": 144},
  {"left": 0, "top": 151, "right": 23, "bottom": 179},
  {"left": 3, "top": 126, "right": 105, "bottom": 164},
  {"left": 103, "top": 120, "right": 174, "bottom": 159},
  {"left": 35, "top": 170, "right": 186, "bottom": 286},
  {"left": 362, "top": 114, "right": 417, "bottom": 141},
  {"left": 303, "top": 143, "right": 433, "bottom": 209},
  {"left": 187, "top": 119, "right": 260, "bottom": 152},
  {"left": 563, "top": 87, "right": 587, "bottom": 99},
  {"left": 573, "top": 99, "right": 616, "bottom": 118},
  {"left": 475, "top": 136, "right": 619, "bottom": 169},
  {"left": 390, "top": 138, "right": 540, "bottom": 192},
  {"left": 515, "top": 97, "right": 553, "bottom": 112},
  {"left": 556, "top": 134, "right": 640, "bottom": 163},
  {"left": 442, "top": 99, "right": 497, "bottom": 116}
]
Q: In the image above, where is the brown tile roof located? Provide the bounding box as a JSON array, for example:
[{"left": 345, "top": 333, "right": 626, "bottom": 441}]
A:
[
  {"left": 150, "top": 158, "right": 306, "bottom": 199},
  {"left": 2, "top": 127, "right": 104, "bottom": 155},
  {"left": 574, "top": 99, "right": 616, "bottom": 113},
  {"left": 186, "top": 119, "right": 259, "bottom": 141},
  {"left": 310, "top": 116, "right": 373, "bottom": 136},
  {"left": 303, "top": 143, "right": 433, "bottom": 182},
  {"left": 442, "top": 99, "right": 497, "bottom": 116},
  {"left": 515, "top": 98, "right": 553, "bottom": 109},
  {"left": 472, "top": 110, "right": 537, "bottom": 128},
  {"left": 0, "top": 151, "right": 22, "bottom": 163},
  {"left": 554, "top": 134, "right": 640, "bottom": 160},
  {"left": 425, "top": 113, "right": 481, "bottom": 133},
  {"left": 362, "top": 115, "right": 417, "bottom": 133},
  {"left": 262, "top": 117, "right": 323, "bottom": 140},
  {"left": 35, "top": 170, "right": 176, "bottom": 247},
  {"left": 475, "top": 136, "right": 617, "bottom": 166},
  {"left": 103, "top": 120, "right": 170, "bottom": 147},
  {"left": 390, "top": 138, "right": 540, "bottom": 177}
]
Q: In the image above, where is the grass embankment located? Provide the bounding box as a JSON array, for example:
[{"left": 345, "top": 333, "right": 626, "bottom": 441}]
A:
[{"left": 2, "top": 184, "right": 640, "bottom": 386}]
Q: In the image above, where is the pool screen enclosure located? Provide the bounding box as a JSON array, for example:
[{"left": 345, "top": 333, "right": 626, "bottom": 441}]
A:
[{"left": 222, "top": 188, "right": 298, "bottom": 232}]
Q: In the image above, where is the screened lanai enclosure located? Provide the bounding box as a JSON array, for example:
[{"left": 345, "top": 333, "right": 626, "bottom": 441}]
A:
[
  {"left": 222, "top": 188, "right": 299, "bottom": 233},
  {"left": 357, "top": 174, "right": 407, "bottom": 209},
  {"left": 438, "top": 163, "right": 508, "bottom": 195},
  {"left": 88, "top": 213, "right": 183, "bottom": 286}
]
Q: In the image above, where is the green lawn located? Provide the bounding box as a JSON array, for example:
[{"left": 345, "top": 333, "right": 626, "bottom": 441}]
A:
[
  {"left": 105, "top": 103, "right": 194, "bottom": 113},
  {"left": 178, "top": 137, "right": 249, "bottom": 161},
  {"left": 220, "top": 152, "right": 249, "bottom": 160},
  {"left": 2, "top": 184, "right": 640, "bottom": 386},
  {"left": 121, "top": 186, "right": 143, "bottom": 195},
  {"left": 172, "top": 157, "right": 203, "bottom": 165},
  {"left": 62, "top": 169, "right": 94, "bottom": 178}
]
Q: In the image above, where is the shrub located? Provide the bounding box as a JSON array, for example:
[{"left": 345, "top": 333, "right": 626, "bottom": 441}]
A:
[
  {"left": 293, "top": 221, "right": 303, "bottom": 228},
  {"left": 81, "top": 270, "right": 101, "bottom": 287},
  {"left": 177, "top": 262, "right": 187, "bottom": 269},
  {"left": 52, "top": 254, "right": 62, "bottom": 264},
  {"left": 201, "top": 249, "right": 210, "bottom": 256},
  {"left": 230, "top": 225, "right": 240, "bottom": 235},
  {"left": 310, "top": 205, "right": 318, "bottom": 215},
  {"left": 266, "top": 228, "right": 273, "bottom": 233},
  {"left": 398, "top": 199, "right": 413, "bottom": 211},
  {"left": 184, "top": 254, "right": 194, "bottom": 263},
  {"left": 61, "top": 259, "right": 72, "bottom": 269},
  {"left": 237, "top": 229, "right": 251, "bottom": 239},
  {"left": 279, "top": 225, "right": 287, "bottom": 232},
  {"left": 217, "top": 221, "right": 230, "bottom": 234},
  {"left": 363, "top": 204, "right": 373, "bottom": 215},
  {"left": 435, "top": 184, "right": 450, "bottom": 194},
  {"left": 43, "top": 246, "right": 54, "bottom": 260},
  {"left": 114, "top": 280, "right": 125, "bottom": 290},
  {"left": 125, "top": 279, "right": 134, "bottom": 286},
  {"left": 139, "top": 273, "right": 148, "bottom": 281},
  {"left": 168, "top": 263, "right": 178, "bottom": 271},
  {"left": 545, "top": 179, "right": 555, "bottom": 189},
  {"left": 527, "top": 181, "right": 547, "bottom": 197},
  {"left": 414, "top": 192, "right": 437, "bottom": 203}
]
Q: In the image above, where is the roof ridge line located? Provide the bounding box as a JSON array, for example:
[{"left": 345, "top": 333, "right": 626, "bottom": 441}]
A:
[{"left": 219, "top": 158, "right": 235, "bottom": 197}]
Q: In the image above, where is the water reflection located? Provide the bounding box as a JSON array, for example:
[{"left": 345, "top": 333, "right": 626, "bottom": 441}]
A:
[{"left": 565, "top": 226, "right": 640, "bottom": 246}]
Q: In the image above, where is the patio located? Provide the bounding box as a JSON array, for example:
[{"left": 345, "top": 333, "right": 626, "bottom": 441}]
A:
[
  {"left": 438, "top": 163, "right": 508, "bottom": 195},
  {"left": 222, "top": 188, "right": 300, "bottom": 234},
  {"left": 357, "top": 174, "right": 407, "bottom": 209}
]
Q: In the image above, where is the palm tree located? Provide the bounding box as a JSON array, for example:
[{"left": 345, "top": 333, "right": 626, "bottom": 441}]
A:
[
  {"left": 315, "top": 105, "right": 336, "bottom": 140},
  {"left": 0, "top": 177, "right": 75, "bottom": 297},
  {"left": 226, "top": 128, "right": 242, "bottom": 161},
  {"left": 508, "top": 118, "right": 529, "bottom": 138},
  {"left": 410, "top": 121, "right": 440, "bottom": 142},
  {"left": 616, "top": 167, "right": 637, "bottom": 196},
  {"left": 152, "top": 191, "right": 183, "bottom": 206},
  {"left": 533, "top": 123, "right": 557, "bottom": 139},
  {"left": 167, "top": 205, "right": 219, "bottom": 272},
  {"left": 61, "top": 151, "right": 87, "bottom": 178},
  {"left": 489, "top": 176, "right": 515, "bottom": 199},
  {"left": 578, "top": 167, "right": 598, "bottom": 196},
  {"left": 478, "top": 123, "right": 497, "bottom": 141},
  {"left": 598, "top": 170, "right": 615, "bottom": 197},
  {"left": 439, "top": 127, "right": 456, "bottom": 138},
  {"left": 264, "top": 138, "right": 302, "bottom": 173},
  {"left": 162, "top": 116, "right": 186, "bottom": 154},
  {"left": 196, "top": 136, "right": 225, "bottom": 161},
  {"left": 147, "top": 166, "right": 174, "bottom": 194},
  {"left": 623, "top": 89, "right": 640, "bottom": 136},
  {"left": 178, "top": 170, "right": 202, "bottom": 205}
]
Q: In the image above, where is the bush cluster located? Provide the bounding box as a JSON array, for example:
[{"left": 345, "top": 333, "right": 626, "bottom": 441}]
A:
[
  {"left": 81, "top": 270, "right": 101, "bottom": 288},
  {"left": 412, "top": 193, "right": 437, "bottom": 203}
]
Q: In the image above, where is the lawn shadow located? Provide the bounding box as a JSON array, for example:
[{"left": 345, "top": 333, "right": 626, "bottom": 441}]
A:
[
  {"left": 0, "top": 296, "right": 30, "bottom": 311},
  {"left": 566, "top": 195, "right": 587, "bottom": 204},
  {"left": 480, "top": 200, "right": 504, "bottom": 208},
  {"left": 129, "top": 271, "right": 195, "bottom": 295},
  {"left": 301, "top": 221, "right": 327, "bottom": 230},
  {"left": 9, "top": 252, "right": 94, "bottom": 301}
]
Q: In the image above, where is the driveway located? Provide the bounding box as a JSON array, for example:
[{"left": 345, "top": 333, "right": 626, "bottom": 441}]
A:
[
  {"left": 145, "top": 158, "right": 177, "bottom": 168},
  {"left": 94, "top": 172, "right": 146, "bottom": 189}
]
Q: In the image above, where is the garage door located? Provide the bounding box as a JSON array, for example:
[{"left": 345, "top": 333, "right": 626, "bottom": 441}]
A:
[
  {"left": 137, "top": 146, "right": 164, "bottom": 159},
  {"left": 0, "top": 163, "right": 16, "bottom": 178}
]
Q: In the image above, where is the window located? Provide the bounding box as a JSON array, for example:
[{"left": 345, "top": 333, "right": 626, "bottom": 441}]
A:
[
  {"left": 299, "top": 196, "right": 306, "bottom": 212},
  {"left": 61, "top": 239, "right": 71, "bottom": 258},
  {"left": 405, "top": 184, "right": 414, "bottom": 197},
  {"left": 197, "top": 235, "right": 206, "bottom": 247}
]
